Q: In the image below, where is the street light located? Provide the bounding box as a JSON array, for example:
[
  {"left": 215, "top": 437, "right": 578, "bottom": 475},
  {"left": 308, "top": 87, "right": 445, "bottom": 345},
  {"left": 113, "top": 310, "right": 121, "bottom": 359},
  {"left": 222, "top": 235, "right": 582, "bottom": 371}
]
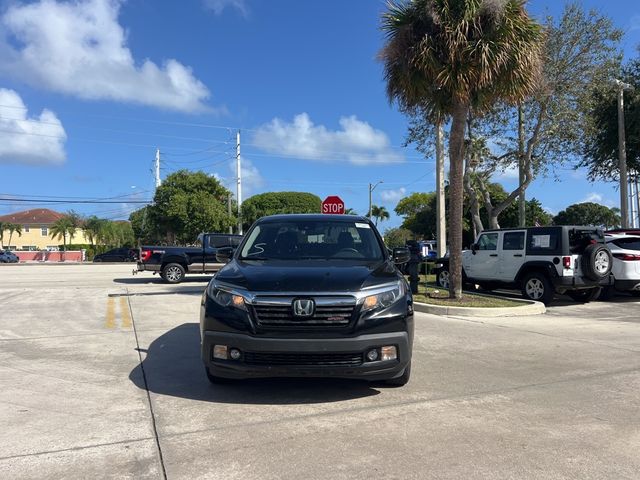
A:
[
  {"left": 368, "top": 181, "right": 383, "bottom": 218},
  {"left": 614, "top": 78, "right": 634, "bottom": 228}
]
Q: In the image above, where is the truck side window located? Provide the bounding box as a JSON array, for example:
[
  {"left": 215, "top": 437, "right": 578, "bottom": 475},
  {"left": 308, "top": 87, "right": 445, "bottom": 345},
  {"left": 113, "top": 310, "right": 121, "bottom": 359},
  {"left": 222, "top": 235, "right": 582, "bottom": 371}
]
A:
[{"left": 478, "top": 233, "right": 498, "bottom": 251}]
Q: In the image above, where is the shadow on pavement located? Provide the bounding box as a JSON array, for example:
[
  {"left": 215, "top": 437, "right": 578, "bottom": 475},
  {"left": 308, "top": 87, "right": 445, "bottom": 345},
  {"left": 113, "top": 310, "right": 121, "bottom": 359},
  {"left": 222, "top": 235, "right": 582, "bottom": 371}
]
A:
[
  {"left": 114, "top": 276, "right": 212, "bottom": 285},
  {"left": 129, "top": 323, "right": 381, "bottom": 405}
]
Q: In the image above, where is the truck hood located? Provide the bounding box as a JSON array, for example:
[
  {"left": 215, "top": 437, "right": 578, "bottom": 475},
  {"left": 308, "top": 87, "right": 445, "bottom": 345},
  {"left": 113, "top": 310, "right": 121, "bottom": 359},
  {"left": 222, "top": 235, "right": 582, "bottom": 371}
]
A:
[{"left": 214, "top": 259, "right": 400, "bottom": 293}]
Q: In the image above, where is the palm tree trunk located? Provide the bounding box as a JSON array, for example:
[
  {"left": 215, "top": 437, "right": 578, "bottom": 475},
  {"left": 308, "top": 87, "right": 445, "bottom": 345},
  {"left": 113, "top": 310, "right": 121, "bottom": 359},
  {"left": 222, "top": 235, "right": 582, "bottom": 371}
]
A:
[{"left": 448, "top": 101, "right": 467, "bottom": 300}]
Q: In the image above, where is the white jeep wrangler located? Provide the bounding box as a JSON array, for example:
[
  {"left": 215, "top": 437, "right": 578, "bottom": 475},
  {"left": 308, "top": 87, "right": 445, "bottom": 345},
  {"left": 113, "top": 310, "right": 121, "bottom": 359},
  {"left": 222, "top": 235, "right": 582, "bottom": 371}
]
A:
[{"left": 434, "top": 226, "right": 613, "bottom": 305}]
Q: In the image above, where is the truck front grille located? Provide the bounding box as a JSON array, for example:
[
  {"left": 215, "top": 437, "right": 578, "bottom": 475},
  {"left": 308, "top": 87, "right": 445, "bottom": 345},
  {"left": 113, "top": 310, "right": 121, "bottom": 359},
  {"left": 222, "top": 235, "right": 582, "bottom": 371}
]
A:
[
  {"left": 251, "top": 296, "right": 356, "bottom": 328},
  {"left": 243, "top": 352, "right": 363, "bottom": 366}
]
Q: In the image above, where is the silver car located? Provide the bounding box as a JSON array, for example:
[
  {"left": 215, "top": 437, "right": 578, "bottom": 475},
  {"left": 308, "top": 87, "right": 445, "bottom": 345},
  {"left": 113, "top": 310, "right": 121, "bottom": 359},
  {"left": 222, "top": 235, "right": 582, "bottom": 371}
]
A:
[{"left": 0, "top": 250, "right": 19, "bottom": 263}]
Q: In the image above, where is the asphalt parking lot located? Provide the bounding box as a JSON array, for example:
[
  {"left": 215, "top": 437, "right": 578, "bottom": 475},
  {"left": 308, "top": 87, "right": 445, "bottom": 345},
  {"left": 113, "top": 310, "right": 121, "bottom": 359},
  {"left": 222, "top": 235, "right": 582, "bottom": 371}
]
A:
[{"left": 1, "top": 264, "right": 639, "bottom": 479}]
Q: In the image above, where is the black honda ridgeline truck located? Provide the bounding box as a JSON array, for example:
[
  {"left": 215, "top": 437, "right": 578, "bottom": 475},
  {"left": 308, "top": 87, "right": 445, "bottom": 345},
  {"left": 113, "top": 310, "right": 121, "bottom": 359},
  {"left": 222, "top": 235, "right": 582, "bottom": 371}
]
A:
[{"left": 200, "top": 214, "right": 414, "bottom": 386}]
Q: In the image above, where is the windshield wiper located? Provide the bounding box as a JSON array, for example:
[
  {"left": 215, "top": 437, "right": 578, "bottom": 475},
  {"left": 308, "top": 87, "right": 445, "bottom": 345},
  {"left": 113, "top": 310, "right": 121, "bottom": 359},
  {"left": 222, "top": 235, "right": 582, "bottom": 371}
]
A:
[{"left": 240, "top": 256, "right": 270, "bottom": 261}]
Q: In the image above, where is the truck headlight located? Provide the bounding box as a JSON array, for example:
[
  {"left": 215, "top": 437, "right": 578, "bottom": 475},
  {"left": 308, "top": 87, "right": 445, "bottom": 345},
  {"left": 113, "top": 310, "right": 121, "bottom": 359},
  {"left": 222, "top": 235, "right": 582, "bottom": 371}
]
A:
[
  {"left": 207, "top": 281, "right": 248, "bottom": 311},
  {"left": 362, "top": 281, "right": 405, "bottom": 312}
]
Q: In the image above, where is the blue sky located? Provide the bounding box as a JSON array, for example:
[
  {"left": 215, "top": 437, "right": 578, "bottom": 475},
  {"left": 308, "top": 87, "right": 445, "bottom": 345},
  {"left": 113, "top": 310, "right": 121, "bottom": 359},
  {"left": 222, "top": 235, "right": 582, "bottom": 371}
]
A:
[{"left": 1, "top": 0, "right": 639, "bottom": 232}]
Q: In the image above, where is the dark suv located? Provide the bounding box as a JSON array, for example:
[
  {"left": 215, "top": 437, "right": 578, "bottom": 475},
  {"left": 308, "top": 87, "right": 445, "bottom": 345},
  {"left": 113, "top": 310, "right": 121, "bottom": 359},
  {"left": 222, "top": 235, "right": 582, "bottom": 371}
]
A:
[{"left": 200, "top": 214, "right": 414, "bottom": 386}]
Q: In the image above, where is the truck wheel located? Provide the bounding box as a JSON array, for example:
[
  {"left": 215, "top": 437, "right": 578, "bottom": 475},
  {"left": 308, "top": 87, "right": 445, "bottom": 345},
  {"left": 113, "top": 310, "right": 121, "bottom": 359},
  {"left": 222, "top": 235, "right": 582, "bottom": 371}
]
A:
[
  {"left": 521, "top": 272, "right": 553, "bottom": 305},
  {"left": 581, "top": 244, "right": 612, "bottom": 281},
  {"left": 436, "top": 268, "right": 450, "bottom": 289},
  {"left": 567, "top": 287, "right": 602, "bottom": 303},
  {"left": 205, "top": 367, "right": 232, "bottom": 384},
  {"left": 161, "top": 263, "right": 185, "bottom": 283},
  {"left": 384, "top": 362, "right": 411, "bottom": 387}
]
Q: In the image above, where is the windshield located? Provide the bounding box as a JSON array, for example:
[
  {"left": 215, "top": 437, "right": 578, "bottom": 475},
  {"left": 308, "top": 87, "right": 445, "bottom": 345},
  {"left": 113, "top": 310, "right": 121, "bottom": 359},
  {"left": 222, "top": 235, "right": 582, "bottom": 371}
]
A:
[{"left": 240, "top": 220, "right": 384, "bottom": 261}]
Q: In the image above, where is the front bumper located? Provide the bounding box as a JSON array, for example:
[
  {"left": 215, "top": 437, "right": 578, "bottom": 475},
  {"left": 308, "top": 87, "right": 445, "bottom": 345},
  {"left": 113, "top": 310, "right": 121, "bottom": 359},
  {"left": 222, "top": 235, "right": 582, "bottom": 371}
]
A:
[
  {"left": 201, "top": 330, "right": 411, "bottom": 380},
  {"left": 614, "top": 279, "right": 640, "bottom": 292}
]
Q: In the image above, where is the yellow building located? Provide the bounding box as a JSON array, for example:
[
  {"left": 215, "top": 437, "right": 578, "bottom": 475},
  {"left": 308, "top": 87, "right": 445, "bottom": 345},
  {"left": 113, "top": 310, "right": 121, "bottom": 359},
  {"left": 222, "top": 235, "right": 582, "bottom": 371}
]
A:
[{"left": 0, "top": 208, "right": 91, "bottom": 250}]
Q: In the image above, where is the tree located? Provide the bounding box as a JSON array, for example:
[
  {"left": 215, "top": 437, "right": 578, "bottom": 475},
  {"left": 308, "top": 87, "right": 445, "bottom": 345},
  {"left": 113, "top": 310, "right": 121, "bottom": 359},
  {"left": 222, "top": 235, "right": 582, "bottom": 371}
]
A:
[
  {"left": 380, "top": 0, "right": 543, "bottom": 299},
  {"left": 553, "top": 202, "right": 620, "bottom": 228},
  {"left": 383, "top": 227, "right": 414, "bottom": 248},
  {"left": 580, "top": 57, "right": 640, "bottom": 182},
  {"left": 241, "top": 192, "right": 321, "bottom": 228},
  {"left": 470, "top": 5, "right": 622, "bottom": 227},
  {"left": 394, "top": 192, "right": 438, "bottom": 238},
  {"left": 370, "top": 205, "right": 390, "bottom": 226},
  {"left": 50, "top": 217, "right": 75, "bottom": 252},
  {"left": 5, "top": 223, "right": 22, "bottom": 248},
  {"left": 83, "top": 216, "right": 105, "bottom": 247},
  {"left": 344, "top": 208, "right": 359, "bottom": 215},
  {"left": 131, "top": 170, "right": 235, "bottom": 244}
]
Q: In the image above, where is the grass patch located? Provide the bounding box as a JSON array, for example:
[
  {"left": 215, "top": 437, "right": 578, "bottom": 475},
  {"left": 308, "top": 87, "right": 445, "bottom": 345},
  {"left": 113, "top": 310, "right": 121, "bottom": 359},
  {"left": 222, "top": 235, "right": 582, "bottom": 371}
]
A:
[{"left": 410, "top": 274, "right": 522, "bottom": 308}]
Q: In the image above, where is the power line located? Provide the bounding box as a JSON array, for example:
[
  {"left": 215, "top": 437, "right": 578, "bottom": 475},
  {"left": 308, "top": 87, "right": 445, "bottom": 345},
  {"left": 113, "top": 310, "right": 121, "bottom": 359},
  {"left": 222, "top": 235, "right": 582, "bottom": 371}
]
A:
[{"left": 0, "top": 198, "right": 151, "bottom": 204}]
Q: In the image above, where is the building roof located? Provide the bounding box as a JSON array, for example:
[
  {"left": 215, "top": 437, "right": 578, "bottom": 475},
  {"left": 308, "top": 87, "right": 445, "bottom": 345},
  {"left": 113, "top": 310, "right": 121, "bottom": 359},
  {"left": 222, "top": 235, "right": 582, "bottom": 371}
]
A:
[{"left": 0, "top": 208, "right": 65, "bottom": 225}]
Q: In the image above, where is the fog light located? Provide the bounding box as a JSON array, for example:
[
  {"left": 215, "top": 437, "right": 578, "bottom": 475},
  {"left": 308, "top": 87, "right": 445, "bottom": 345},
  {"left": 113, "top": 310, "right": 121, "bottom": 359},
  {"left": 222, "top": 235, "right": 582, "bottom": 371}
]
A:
[
  {"left": 229, "top": 348, "right": 241, "bottom": 360},
  {"left": 381, "top": 346, "right": 397, "bottom": 361},
  {"left": 366, "top": 349, "right": 379, "bottom": 362},
  {"left": 213, "top": 345, "right": 228, "bottom": 360}
]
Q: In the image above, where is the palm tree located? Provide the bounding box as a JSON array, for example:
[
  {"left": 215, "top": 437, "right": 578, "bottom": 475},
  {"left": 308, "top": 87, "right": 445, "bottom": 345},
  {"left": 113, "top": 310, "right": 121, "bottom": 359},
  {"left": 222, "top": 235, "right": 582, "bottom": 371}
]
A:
[
  {"left": 83, "top": 215, "right": 105, "bottom": 251},
  {"left": 65, "top": 210, "right": 83, "bottom": 246},
  {"left": 50, "top": 217, "right": 75, "bottom": 255},
  {"left": 370, "top": 205, "right": 390, "bottom": 226},
  {"left": 6, "top": 223, "right": 22, "bottom": 248},
  {"left": 380, "top": 0, "right": 542, "bottom": 299},
  {"left": 0, "top": 221, "right": 6, "bottom": 248},
  {"left": 344, "top": 208, "right": 358, "bottom": 215}
]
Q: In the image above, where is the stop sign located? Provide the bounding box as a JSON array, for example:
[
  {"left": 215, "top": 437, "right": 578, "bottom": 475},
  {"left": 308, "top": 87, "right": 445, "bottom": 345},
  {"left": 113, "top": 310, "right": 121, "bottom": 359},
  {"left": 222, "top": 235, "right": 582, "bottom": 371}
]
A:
[{"left": 322, "top": 195, "right": 345, "bottom": 214}]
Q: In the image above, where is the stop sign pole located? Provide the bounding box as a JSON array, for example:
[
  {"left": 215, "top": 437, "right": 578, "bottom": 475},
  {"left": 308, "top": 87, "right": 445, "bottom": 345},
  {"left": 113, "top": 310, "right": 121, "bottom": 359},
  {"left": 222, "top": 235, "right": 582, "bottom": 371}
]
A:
[{"left": 322, "top": 196, "right": 345, "bottom": 214}]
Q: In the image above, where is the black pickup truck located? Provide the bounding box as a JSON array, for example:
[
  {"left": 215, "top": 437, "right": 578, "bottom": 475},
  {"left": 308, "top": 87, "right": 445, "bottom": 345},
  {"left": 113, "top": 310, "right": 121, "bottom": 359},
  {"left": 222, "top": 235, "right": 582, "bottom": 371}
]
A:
[{"left": 135, "top": 233, "right": 243, "bottom": 283}]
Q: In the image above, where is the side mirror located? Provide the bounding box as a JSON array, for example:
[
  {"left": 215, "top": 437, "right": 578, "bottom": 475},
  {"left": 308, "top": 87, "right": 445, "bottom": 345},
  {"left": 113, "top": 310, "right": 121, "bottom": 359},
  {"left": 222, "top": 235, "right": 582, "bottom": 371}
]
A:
[
  {"left": 392, "top": 247, "right": 411, "bottom": 265},
  {"left": 471, "top": 243, "right": 479, "bottom": 254},
  {"left": 215, "top": 246, "right": 234, "bottom": 263}
]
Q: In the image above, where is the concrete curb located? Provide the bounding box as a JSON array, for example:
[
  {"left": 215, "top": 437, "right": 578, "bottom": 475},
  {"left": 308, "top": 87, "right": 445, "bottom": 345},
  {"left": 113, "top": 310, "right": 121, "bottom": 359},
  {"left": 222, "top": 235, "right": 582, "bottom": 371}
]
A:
[{"left": 414, "top": 297, "right": 546, "bottom": 317}]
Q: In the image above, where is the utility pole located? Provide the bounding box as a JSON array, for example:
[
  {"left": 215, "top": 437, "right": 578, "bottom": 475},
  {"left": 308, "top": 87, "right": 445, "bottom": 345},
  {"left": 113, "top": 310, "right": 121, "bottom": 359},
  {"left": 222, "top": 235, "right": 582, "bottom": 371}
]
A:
[
  {"left": 155, "top": 148, "right": 161, "bottom": 189},
  {"left": 615, "top": 79, "right": 633, "bottom": 229},
  {"left": 236, "top": 130, "right": 242, "bottom": 235},
  {"left": 435, "top": 120, "right": 446, "bottom": 257},
  {"left": 228, "top": 195, "right": 233, "bottom": 234},
  {"left": 368, "top": 181, "right": 383, "bottom": 218},
  {"left": 517, "top": 103, "right": 526, "bottom": 227}
]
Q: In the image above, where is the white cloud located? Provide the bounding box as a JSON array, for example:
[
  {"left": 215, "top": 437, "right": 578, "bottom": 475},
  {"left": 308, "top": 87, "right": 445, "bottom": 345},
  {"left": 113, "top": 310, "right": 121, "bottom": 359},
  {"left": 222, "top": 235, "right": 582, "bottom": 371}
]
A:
[
  {"left": 253, "top": 113, "right": 404, "bottom": 165},
  {"left": 581, "top": 192, "right": 603, "bottom": 203},
  {"left": 224, "top": 157, "right": 264, "bottom": 198},
  {"left": 380, "top": 187, "right": 406, "bottom": 204},
  {"left": 0, "top": 0, "right": 210, "bottom": 113},
  {"left": 0, "top": 89, "right": 66, "bottom": 165},
  {"left": 203, "top": 0, "right": 248, "bottom": 16}
]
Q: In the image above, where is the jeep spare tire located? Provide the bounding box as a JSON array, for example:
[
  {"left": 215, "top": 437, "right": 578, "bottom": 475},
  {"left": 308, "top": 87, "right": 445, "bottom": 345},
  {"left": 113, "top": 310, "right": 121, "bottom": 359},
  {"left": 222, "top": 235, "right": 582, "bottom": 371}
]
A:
[{"left": 581, "top": 244, "right": 612, "bottom": 281}]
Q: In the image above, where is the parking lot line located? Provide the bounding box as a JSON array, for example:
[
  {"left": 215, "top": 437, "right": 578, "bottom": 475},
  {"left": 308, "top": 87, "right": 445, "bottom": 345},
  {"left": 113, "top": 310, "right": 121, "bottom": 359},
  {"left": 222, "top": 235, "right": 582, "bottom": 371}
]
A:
[
  {"left": 120, "top": 296, "right": 132, "bottom": 329},
  {"left": 105, "top": 296, "right": 116, "bottom": 329}
]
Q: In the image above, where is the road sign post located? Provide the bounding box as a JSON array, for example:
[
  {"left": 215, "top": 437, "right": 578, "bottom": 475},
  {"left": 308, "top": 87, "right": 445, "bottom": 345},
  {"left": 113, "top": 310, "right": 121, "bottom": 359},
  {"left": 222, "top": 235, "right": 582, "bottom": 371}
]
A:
[{"left": 322, "top": 196, "right": 345, "bottom": 214}]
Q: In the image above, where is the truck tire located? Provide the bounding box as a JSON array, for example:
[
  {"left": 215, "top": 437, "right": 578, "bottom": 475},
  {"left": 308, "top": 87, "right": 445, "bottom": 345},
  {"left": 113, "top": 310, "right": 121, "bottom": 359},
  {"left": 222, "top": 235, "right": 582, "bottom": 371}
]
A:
[
  {"left": 567, "top": 287, "right": 602, "bottom": 303},
  {"left": 581, "top": 244, "right": 612, "bottom": 281},
  {"left": 384, "top": 362, "right": 411, "bottom": 387},
  {"left": 205, "top": 367, "right": 233, "bottom": 384},
  {"left": 161, "top": 263, "right": 185, "bottom": 284},
  {"left": 436, "top": 268, "right": 450, "bottom": 289},
  {"left": 521, "top": 272, "right": 554, "bottom": 305}
]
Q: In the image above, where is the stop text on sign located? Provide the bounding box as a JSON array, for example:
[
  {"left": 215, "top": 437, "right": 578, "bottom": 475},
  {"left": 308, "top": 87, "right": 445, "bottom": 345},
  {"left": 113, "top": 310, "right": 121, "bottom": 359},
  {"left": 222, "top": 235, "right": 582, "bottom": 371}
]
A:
[{"left": 321, "top": 196, "right": 345, "bottom": 214}]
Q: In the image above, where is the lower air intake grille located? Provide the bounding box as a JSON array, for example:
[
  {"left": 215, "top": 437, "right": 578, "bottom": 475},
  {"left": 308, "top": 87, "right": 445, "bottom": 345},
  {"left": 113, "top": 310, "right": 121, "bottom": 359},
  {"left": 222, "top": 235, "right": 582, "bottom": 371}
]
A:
[{"left": 243, "top": 352, "right": 363, "bottom": 366}]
